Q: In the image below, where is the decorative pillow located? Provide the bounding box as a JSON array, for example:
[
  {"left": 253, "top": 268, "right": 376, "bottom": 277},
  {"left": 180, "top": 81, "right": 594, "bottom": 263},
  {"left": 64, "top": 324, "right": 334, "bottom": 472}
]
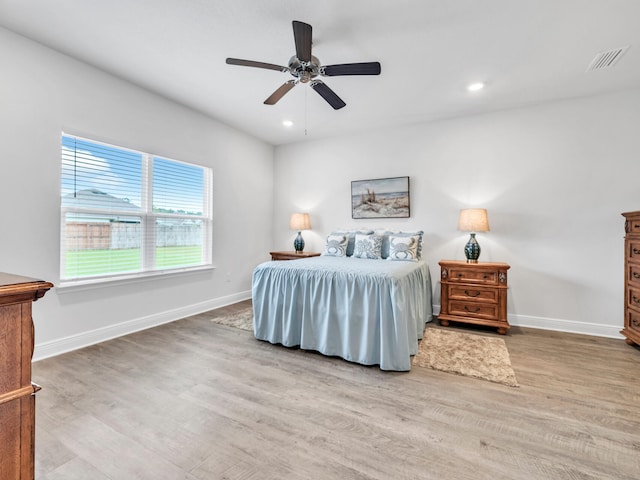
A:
[
  {"left": 352, "top": 233, "right": 382, "bottom": 259},
  {"left": 330, "top": 229, "right": 374, "bottom": 256},
  {"left": 380, "top": 230, "right": 424, "bottom": 259},
  {"left": 321, "top": 234, "right": 348, "bottom": 257},
  {"left": 386, "top": 235, "right": 420, "bottom": 261}
]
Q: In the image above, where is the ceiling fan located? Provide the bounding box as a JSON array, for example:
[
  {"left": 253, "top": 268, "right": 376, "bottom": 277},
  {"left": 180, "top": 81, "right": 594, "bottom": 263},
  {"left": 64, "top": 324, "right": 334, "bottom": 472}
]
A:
[{"left": 226, "top": 21, "right": 381, "bottom": 110}]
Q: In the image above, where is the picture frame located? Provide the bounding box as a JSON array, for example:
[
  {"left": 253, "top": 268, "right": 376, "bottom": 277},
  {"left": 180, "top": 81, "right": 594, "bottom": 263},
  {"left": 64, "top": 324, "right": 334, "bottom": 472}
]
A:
[{"left": 351, "top": 176, "right": 410, "bottom": 219}]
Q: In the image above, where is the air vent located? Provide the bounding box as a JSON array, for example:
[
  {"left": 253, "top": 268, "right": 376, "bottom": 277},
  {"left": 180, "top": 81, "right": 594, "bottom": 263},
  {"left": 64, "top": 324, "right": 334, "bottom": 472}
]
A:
[{"left": 586, "top": 46, "right": 630, "bottom": 71}]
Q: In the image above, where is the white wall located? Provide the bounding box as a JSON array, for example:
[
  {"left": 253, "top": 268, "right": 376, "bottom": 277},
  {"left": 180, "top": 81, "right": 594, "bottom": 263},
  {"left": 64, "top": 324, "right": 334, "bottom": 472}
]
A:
[
  {"left": 274, "top": 89, "right": 640, "bottom": 338},
  {"left": 3, "top": 24, "right": 636, "bottom": 356},
  {"left": 0, "top": 27, "right": 274, "bottom": 359}
]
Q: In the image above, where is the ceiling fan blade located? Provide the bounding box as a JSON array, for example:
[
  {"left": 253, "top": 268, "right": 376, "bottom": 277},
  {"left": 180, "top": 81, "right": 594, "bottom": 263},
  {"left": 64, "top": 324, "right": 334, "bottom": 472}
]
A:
[
  {"left": 310, "top": 80, "right": 346, "bottom": 110},
  {"left": 226, "top": 58, "right": 288, "bottom": 73},
  {"left": 292, "top": 21, "right": 312, "bottom": 63},
  {"left": 264, "top": 80, "right": 297, "bottom": 105},
  {"left": 322, "top": 62, "right": 381, "bottom": 76}
]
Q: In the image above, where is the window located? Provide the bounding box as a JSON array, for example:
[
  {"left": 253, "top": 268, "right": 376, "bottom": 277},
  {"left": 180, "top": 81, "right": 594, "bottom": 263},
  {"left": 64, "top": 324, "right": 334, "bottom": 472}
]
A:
[{"left": 60, "top": 134, "right": 212, "bottom": 285}]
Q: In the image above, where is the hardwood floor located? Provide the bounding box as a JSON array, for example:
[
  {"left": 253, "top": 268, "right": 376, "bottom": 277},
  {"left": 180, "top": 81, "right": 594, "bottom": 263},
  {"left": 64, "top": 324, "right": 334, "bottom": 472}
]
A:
[{"left": 33, "top": 300, "right": 640, "bottom": 479}]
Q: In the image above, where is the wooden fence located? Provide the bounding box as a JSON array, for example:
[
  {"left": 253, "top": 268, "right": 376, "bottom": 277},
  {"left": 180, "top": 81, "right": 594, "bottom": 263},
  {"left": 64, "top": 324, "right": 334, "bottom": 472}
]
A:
[{"left": 66, "top": 222, "right": 201, "bottom": 250}]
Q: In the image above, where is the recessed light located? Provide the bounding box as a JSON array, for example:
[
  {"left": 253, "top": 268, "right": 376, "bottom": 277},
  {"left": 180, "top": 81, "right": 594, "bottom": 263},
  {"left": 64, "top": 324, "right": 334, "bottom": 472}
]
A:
[
  {"left": 467, "top": 82, "right": 485, "bottom": 92},
  {"left": 282, "top": 120, "right": 293, "bottom": 127}
]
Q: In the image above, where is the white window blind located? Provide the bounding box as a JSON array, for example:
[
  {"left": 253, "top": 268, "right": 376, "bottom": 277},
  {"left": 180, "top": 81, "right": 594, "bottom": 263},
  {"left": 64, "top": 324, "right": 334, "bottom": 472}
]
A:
[{"left": 60, "top": 133, "right": 212, "bottom": 284}]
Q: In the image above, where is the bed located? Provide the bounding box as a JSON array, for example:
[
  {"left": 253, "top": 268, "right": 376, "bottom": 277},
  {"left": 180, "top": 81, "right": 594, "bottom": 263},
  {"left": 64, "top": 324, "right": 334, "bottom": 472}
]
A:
[{"left": 252, "top": 230, "right": 433, "bottom": 371}]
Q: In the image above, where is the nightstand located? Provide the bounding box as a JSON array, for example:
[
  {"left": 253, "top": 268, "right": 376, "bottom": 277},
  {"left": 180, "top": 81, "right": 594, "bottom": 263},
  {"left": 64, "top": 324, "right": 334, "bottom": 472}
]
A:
[
  {"left": 438, "top": 260, "right": 511, "bottom": 335},
  {"left": 270, "top": 251, "right": 321, "bottom": 261}
]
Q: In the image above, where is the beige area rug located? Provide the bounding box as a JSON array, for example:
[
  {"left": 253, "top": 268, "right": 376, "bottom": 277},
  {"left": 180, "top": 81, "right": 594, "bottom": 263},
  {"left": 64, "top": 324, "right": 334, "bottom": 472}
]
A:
[
  {"left": 209, "top": 306, "right": 254, "bottom": 331},
  {"left": 413, "top": 328, "right": 519, "bottom": 387}
]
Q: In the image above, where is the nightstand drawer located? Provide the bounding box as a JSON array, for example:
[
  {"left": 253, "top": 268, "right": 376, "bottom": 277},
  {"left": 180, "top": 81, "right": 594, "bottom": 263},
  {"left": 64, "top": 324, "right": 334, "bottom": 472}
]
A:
[
  {"left": 626, "top": 217, "right": 640, "bottom": 235},
  {"left": 628, "top": 241, "right": 640, "bottom": 261},
  {"left": 628, "top": 263, "right": 640, "bottom": 286},
  {"left": 447, "top": 267, "right": 498, "bottom": 285},
  {"left": 628, "top": 287, "right": 640, "bottom": 310},
  {"left": 449, "top": 301, "right": 499, "bottom": 320},
  {"left": 628, "top": 308, "right": 640, "bottom": 333},
  {"left": 448, "top": 285, "right": 498, "bottom": 303}
]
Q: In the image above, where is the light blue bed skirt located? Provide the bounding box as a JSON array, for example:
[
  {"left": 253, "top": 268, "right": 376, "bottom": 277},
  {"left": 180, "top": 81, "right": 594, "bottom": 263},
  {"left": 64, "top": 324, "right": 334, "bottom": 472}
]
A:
[{"left": 252, "top": 256, "right": 433, "bottom": 371}]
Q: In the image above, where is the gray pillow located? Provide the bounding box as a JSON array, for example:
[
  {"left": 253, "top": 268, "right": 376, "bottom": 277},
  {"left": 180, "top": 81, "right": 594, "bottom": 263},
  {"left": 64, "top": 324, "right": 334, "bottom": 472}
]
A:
[
  {"left": 380, "top": 230, "right": 424, "bottom": 259},
  {"left": 386, "top": 234, "right": 420, "bottom": 261},
  {"left": 322, "top": 234, "right": 348, "bottom": 257},
  {"left": 330, "top": 229, "right": 374, "bottom": 257},
  {"left": 353, "top": 233, "right": 383, "bottom": 259}
]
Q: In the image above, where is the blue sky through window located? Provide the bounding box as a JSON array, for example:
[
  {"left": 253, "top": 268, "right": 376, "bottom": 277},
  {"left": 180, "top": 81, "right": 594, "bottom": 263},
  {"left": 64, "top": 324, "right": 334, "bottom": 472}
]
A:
[
  {"left": 153, "top": 157, "right": 204, "bottom": 215},
  {"left": 61, "top": 135, "right": 205, "bottom": 214},
  {"left": 61, "top": 135, "right": 143, "bottom": 208}
]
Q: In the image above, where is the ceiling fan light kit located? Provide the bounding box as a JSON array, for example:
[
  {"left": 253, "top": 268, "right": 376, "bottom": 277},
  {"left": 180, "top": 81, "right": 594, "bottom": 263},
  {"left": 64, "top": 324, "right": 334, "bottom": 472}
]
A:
[{"left": 226, "top": 20, "right": 381, "bottom": 110}]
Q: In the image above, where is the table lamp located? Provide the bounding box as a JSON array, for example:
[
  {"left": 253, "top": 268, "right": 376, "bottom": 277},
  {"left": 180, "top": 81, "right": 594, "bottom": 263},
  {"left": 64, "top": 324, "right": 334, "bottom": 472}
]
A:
[
  {"left": 289, "top": 213, "right": 311, "bottom": 253},
  {"left": 458, "top": 208, "right": 490, "bottom": 263}
]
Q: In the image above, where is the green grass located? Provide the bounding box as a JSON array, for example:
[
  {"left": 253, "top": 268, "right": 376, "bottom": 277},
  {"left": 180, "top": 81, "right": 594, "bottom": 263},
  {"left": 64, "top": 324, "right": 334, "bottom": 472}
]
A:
[
  {"left": 65, "top": 246, "right": 202, "bottom": 278},
  {"left": 156, "top": 246, "right": 202, "bottom": 267}
]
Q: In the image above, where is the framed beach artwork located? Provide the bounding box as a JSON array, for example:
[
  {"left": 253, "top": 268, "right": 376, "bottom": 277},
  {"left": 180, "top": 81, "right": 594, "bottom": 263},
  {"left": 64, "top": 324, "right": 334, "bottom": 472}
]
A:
[{"left": 351, "top": 176, "right": 410, "bottom": 219}]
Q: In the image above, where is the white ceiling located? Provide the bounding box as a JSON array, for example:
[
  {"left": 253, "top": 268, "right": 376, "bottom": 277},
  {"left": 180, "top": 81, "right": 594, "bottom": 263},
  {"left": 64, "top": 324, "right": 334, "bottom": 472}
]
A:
[{"left": 1, "top": 0, "right": 639, "bottom": 146}]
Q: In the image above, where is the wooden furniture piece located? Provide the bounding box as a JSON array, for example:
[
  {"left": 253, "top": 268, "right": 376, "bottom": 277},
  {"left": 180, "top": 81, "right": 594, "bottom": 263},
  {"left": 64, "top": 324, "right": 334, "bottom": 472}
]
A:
[
  {"left": 269, "top": 251, "right": 320, "bottom": 261},
  {"left": 0, "top": 273, "right": 53, "bottom": 480},
  {"left": 622, "top": 211, "right": 640, "bottom": 347},
  {"left": 438, "top": 260, "right": 510, "bottom": 335}
]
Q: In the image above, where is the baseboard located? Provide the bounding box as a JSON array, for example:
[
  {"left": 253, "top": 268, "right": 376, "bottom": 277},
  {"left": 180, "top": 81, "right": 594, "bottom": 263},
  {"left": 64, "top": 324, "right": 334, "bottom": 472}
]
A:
[
  {"left": 508, "top": 313, "right": 624, "bottom": 339},
  {"left": 433, "top": 304, "right": 624, "bottom": 339},
  {"left": 33, "top": 290, "right": 252, "bottom": 362},
  {"left": 36, "top": 298, "right": 624, "bottom": 361}
]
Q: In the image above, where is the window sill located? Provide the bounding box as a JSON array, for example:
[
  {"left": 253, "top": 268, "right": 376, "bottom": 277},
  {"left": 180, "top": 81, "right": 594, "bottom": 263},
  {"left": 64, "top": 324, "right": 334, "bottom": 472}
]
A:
[{"left": 56, "top": 264, "right": 216, "bottom": 293}]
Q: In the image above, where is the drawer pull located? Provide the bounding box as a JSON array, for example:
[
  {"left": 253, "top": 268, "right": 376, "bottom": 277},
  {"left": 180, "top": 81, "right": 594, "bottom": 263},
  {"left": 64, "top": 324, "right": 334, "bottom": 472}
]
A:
[
  {"left": 465, "top": 290, "right": 481, "bottom": 297},
  {"left": 464, "top": 306, "right": 481, "bottom": 313},
  {"left": 634, "top": 249, "right": 640, "bottom": 255},
  {"left": 633, "top": 272, "right": 640, "bottom": 279},
  {"left": 633, "top": 296, "right": 640, "bottom": 304},
  {"left": 483, "top": 274, "right": 488, "bottom": 279}
]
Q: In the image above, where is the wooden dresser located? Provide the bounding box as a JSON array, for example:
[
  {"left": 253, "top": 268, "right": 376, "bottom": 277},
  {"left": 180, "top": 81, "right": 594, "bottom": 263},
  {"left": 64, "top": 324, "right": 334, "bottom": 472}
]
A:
[
  {"left": 270, "top": 251, "right": 320, "bottom": 261},
  {"left": 438, "top": 260, "right": 510, "bottom": 335},
  {"left": 0, "top": 273, "right": 53, "bottom": 480},
  {"left": 622, "top": 211, "right": 640, "bottom": 347}
]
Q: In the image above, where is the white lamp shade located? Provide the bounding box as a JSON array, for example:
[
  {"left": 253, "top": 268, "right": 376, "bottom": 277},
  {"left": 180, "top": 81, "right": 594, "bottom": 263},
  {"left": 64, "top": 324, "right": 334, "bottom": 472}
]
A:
[
  {"left": 458, "top": 208, "right": 490, "bottom": 232},
  {"left": 289, "top": 213, "right": 311, "bottom": 231}
]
